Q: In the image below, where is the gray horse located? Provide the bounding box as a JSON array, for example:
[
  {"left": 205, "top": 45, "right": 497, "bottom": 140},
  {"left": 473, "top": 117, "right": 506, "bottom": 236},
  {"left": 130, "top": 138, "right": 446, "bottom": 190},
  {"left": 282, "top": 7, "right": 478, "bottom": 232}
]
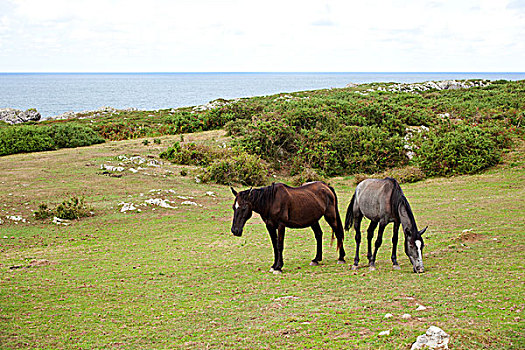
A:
[{"left": 344, "top": 177, "right": 426, "bottom": 273}]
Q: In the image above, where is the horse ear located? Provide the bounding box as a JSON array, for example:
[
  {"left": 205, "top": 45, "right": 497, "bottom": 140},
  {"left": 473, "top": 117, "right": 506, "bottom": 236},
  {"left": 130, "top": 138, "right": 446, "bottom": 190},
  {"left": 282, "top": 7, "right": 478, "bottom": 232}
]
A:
[
  {"left": 230, "top": 187, "right": 238, "bottom": 196},
  {"left": 419, "top": 226, "right": 428, "bottom": 235}
]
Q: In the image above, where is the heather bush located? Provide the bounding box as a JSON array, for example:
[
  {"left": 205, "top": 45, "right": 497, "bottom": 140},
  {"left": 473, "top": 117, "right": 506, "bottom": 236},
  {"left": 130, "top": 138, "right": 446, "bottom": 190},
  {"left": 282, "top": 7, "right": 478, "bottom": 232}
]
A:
[
  {"left": 201, "top": 153, "right": 269, "bottom": 186},
  {"left": 415, "top": 125, "right": 502, "bottom": 177}
]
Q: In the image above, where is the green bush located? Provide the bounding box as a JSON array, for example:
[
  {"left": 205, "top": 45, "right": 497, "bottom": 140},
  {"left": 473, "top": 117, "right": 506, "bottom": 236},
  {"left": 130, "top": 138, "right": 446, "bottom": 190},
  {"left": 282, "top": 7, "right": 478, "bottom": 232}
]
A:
[
  {"left": 202, "top": 153, "right": 269, "bottom": 186},
  {"left": 34, "top": 197, "right": 93, "bottom": 221},
  {"left": 0, "top": 123, "right": 104, "bottom": 156},
  {"left": 290, "top": 168, "right": 326, "bottom": 186},
  {"left": 159, "top": 142, "right": 223, "bottom": 166},
  {"left": 415, "top": 125, "right": 502, "bottom": 177}
]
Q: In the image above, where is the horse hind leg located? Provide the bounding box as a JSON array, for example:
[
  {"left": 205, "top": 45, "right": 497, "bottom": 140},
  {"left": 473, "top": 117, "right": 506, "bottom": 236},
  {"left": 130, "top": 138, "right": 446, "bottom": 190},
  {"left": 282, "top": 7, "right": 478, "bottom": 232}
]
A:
[
  {"left": 370, "top": 222, "right": 386, "bottom": 271},
  {"left": 310, "top": 222, "right": 323, "bottom": 266},
  {"left": 391, "top": 222, "right": 401, "bottom": 270},
  {"left": 352, "top": 214, "right": 363, "bottom": 270},
  {"left": 324, "top": 210, "right": 346, "bottom": 264},
  {"left": 366, "top": 221, "right": 378, "bottom": 270}
]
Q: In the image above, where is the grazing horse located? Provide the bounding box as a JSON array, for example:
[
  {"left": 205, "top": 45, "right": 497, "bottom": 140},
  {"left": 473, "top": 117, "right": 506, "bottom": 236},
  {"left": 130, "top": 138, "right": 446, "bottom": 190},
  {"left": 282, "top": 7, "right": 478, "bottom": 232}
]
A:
[
  {"left": 344, "top": 177, "right": 427, "bottom": 273},
  {"left": 231, "top": 181, "right": 346, "bottom": 274}
]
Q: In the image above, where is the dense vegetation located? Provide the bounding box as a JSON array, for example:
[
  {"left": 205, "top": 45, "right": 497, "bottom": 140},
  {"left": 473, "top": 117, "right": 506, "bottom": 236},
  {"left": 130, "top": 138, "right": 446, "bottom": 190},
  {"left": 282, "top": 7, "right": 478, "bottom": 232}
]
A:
[
  {"left": 1, "top": 80, "right": 523, "bottom": 183},
  {"left": 0, "top": 122, "right": 105, "bottom": 156}
]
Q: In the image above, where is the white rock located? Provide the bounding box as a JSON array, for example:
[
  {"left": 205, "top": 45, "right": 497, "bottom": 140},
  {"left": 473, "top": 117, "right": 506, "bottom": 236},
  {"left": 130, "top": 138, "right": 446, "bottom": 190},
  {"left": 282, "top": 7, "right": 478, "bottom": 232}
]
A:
[
  {"left": 411, "top": 326, "right": 450, "bottom": 350},
  {"left": 101, "top": 164, "right": 125, "bottom": 172},
  {"left": 379, "top": 330, "right": 391, "bottom": 336},
  {"left": 52, "top": 217, "right": 70, "bottom": 226},
  {"left": 129, "top": 168, "right": 139, "bottom": 173},
  {"left": 181, "top": 201, "right": 199, "bottom": 206},
  {"left": 205, "top": 191, "right": 216, "bottom": 197},
  {"left": 402, "top": 313, "right": 412, "bottom": 319},
  {"left": 145, "top": 198, "right": 177, "bottom": 209},
  {"left": 416, "top": 304, "right": 428, "bottom": 311},
  {"left": 119, "top": 202, "right": 138, "bottom": 212},
  {"left": 384, "top": 313, "right": 394, "bottom": 319}
]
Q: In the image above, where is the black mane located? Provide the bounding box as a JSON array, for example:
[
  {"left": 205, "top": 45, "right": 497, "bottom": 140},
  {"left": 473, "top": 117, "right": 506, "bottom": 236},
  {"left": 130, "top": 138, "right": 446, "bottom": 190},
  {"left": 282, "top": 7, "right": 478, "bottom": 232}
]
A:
[
  {"left": 386, "top": 177, "right": 417, "bottom": 232},
  {"left": 241, "top": 183, "right": 276, "bottom": 217}
]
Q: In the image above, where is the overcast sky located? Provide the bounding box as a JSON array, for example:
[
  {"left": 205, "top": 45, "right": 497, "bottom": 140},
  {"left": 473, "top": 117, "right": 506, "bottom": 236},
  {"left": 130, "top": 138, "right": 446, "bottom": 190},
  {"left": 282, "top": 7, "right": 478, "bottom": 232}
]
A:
[{"left": 1, "top": 0, "right": 524, "bottom": 72}]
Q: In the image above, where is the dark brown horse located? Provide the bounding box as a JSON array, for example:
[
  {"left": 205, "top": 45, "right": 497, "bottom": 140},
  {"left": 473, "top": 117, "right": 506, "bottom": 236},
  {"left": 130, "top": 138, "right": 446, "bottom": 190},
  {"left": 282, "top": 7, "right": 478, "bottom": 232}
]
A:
[
  {"left": 344, "top": 177, "right": 427, "bottom": 273},
  {"left": 231, "top": 181, "right": 346, "bottom": 274}
]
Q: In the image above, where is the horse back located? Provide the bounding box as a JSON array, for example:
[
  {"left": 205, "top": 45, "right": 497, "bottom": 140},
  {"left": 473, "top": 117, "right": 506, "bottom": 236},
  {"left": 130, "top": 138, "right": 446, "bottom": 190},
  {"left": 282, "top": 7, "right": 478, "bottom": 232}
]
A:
[
  {"left": 271, "top": 182, "right": 336, "bottom": 228},
  {"left": 355, "top": 179, "right": 396, "bottom": 222}
]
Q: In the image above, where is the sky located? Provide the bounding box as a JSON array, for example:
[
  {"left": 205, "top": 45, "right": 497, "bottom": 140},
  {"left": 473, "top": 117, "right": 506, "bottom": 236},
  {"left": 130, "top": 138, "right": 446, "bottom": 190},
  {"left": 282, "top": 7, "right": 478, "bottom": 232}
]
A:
[{"left": 0, "top": 0, "right": 524, "bottom": 72}]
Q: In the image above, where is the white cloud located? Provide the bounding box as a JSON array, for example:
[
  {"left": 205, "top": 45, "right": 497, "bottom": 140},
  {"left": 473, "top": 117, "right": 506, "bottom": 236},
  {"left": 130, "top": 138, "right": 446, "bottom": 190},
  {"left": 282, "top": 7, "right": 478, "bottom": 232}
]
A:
[{"left": 0, "top": 0, "right": 523, "bottom": 71}]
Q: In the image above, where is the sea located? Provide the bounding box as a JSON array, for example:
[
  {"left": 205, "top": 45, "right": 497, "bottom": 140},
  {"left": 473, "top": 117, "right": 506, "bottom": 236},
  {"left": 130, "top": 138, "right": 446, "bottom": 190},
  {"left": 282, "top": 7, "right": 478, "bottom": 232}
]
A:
[{"left": 1, "top": 72, "right": 524, "bottom": 119}]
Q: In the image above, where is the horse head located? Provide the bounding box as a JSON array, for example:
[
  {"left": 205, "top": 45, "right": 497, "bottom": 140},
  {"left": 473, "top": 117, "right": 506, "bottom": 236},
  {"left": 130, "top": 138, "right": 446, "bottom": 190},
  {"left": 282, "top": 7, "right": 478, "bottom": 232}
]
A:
[
  {"left": 230, "top": 187, "right": 253, "bottom": 237},
  {"left": 404, "top": 226, "right": 427, "bottom": 273}
]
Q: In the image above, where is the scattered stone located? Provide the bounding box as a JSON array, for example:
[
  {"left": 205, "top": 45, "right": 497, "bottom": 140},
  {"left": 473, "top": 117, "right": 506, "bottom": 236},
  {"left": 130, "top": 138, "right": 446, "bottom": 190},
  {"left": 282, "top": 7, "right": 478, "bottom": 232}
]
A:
[
  {"left": 101, "top": 164, "right": 125, "bottom": 172},
  {"left": 7, "top": 215, "right": 26, "bottom": 223},
  {"left": 119, "top": 202, "right": 140, "bottom": 212},
  {"left": 29, "top": 259, "right": 51, "bottom": 267},
  {"left": 205, "top": 191, "right": 216, "bottom": 197},
  {"left": 181, "top": 201, "right": 199, "bottom": 206},
  {"left": 402, "top": 313, "right": 412, "bottom": 319},
  {"left": 384, "top": 313, "right": 394, "bottom": 319},
  {"left": 145, "top": 198, "right": 177, "bottom": 209},
  {"left": 0, "top": 108, "right": 41, "bottom": 124},
  {"left": 379, "top": 330, "right": 391, "bottom": 336},
  {"left": 411, "top": 326, "right": 450, "bottom": 350},
  {"left": 52, "top": 217, "right": 70, "bottom": 226},
  {"left": 416, "top": 304, "right": 428, "bottom": 311}
]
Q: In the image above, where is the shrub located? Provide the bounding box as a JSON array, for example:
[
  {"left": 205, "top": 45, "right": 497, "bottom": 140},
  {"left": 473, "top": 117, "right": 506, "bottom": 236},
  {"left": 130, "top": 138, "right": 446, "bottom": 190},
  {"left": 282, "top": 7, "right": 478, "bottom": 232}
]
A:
[
  {"left": 415, "top": 125, "right": 502, "bottom": 177},
  {"left": 353, "top": 166, "right": 425, "bottom": 185},
  {"left": 34, "top": 197, "right": 93, "bottom": 221},
  {"left": 46, "top": 123, "right": 105, "bottom": 148},
  {"left": 202, "top": 153, "right": 269, "bottom": 186},
  {"left": 290, "top": 168, "right": 326, "bottom": 187},
  {"left": 159, "top": 142, "right": 223, "bottom": 166},
  {"left": 0, "top": 123, "right": 104, "bottom": 156}
]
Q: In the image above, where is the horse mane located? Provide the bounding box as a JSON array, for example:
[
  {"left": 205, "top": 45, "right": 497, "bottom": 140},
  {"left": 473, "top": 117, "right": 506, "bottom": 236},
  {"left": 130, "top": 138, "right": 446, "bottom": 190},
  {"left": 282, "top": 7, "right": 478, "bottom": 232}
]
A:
[
  {"left": 242, "top": 183, "right": 276, "bottom": 217},
  {"left": 386, "top": 177, "right": 417, "bottom": 229}
]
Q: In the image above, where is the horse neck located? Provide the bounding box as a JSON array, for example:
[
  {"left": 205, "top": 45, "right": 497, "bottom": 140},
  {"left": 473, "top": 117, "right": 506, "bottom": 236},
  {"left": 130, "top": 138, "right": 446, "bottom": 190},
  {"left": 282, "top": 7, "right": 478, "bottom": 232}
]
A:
[
  {"left": 398, "top": 199, "right": 417, "bottom": 234},
  {"left": 249, "top": 186, "right": 274, "bottom": 217}
]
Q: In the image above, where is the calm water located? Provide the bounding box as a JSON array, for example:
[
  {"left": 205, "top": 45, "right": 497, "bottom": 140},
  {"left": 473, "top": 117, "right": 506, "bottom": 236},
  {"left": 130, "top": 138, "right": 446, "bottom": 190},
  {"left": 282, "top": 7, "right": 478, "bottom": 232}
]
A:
[{"left": 1, "top": 72, "right": 524, "bottom": 118}]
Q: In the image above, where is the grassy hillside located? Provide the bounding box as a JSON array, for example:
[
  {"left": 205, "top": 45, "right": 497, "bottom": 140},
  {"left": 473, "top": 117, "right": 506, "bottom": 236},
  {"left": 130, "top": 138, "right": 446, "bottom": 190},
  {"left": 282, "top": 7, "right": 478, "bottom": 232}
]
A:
[
  {"left": 2, "top": 80, "right": 523, "bottom": 183},
  {"left": 0, "top": 131, "right": 523, "bottom": 349}
]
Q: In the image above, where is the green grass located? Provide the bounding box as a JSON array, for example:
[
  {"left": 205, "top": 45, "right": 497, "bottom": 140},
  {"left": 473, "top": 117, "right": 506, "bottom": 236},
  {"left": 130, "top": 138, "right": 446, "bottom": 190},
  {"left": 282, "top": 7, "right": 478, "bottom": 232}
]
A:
[{"left": 0, "top": 133, "right": 523, "bottom": 349}]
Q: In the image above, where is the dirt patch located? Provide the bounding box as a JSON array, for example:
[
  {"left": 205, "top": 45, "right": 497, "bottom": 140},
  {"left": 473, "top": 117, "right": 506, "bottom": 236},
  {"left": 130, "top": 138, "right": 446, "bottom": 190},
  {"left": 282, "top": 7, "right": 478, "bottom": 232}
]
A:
[{"left": 457, "top": 230, "right": 483, "bottom": 243}]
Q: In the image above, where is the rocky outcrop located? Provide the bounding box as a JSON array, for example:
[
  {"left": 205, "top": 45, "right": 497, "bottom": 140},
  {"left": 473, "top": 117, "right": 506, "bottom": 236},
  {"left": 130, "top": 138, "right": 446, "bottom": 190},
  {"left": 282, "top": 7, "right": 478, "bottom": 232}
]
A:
[
  {"left": 411, "top": 326, "right": 450, "bottom": 349},
  {"left": 0, "top": 108, "right": 41, "bottom": 124},
  {"left": 349, "top": 80, "right": 491, "bottom": 95},
  {"left": 45, "top": 106, "right": 138, "bottom": 121}
]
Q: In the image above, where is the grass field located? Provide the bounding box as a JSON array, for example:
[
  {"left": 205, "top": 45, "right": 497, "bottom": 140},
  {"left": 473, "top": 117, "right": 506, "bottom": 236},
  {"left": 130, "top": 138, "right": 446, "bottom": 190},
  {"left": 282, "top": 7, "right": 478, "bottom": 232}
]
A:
[{"left": 1, "top": 131, "right": 523, "bottom": 349}]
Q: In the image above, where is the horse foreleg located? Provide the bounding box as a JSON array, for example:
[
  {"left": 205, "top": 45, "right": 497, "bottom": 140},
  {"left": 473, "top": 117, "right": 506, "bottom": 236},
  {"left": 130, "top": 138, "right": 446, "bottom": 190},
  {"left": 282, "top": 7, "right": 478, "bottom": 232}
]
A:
[
  {"left": 274, "top": 224, "right": 286, "bottom": 273},
  {"left": 352, "top": 215, "right": 363, "bottom": 270},
  {"left": 366, "top": 221, "right": 378, "bottom": 268},
  {"left": 266, "top": 224, "right": 279, "bottom": 272},
  {"left": 310, "top": 222, "right": 323, "bottom": 266},
  {"left": 370, "top": 223, "right": 386, "bottom": 271},
  {"left": 391, "top": 222, "right": 401, "bottom": 270}
]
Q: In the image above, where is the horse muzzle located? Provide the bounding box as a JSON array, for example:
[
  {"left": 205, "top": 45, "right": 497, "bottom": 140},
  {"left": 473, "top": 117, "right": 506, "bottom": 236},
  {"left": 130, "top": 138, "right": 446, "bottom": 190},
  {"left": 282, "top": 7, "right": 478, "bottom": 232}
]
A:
[
  {"left": 231, "top": 227, "right": 243, "bottom": 237},
  {"left": 413, "top": 265, "right": 425, "bottom": 274}
]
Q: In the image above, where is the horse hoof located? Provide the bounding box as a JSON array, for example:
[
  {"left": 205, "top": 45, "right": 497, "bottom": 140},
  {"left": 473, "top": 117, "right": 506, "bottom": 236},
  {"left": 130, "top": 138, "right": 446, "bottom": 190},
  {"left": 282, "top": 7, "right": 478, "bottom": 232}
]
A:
[
  {"left": 393, "top": 265, "right": 401, "bottom": 270},
  {"left": 351, "top": 265, "right": 359, "bottom": 270},
  {"left": 272, "top": 269, "right": 282, "bottom": 275},
  {"left": 337, "top": 260, "right": 346, "bottom": 265},
  {"left": 310, "top": 261, "right": 319, "bottom": 266},
  {"left": 369, "top": 266, "right": 376, "bottom": 271}
]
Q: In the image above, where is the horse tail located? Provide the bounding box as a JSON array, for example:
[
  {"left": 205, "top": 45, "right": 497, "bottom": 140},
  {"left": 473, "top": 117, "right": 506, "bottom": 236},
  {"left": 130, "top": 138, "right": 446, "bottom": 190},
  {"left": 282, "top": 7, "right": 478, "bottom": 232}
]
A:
[
  {"left": 328, "top": 185, "right": 344, "bottom": 251},
  {"left": 344, "top": 193, "right": 355, "bottom": 231}
]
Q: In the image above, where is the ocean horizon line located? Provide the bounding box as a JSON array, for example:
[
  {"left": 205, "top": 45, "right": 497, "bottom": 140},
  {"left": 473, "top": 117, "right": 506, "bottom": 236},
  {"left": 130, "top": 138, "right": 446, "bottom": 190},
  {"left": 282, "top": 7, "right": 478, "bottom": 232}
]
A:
[{"left": 2, "top": 71, "right": 524, "bottom": 75}]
